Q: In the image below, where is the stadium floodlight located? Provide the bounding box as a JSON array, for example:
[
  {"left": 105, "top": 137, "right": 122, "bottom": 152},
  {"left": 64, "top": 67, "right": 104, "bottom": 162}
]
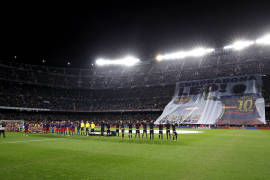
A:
[
  {"left": 256, "top": 34, "right": 270, "bottom": 45},
  {"left": 96, "top": 56, "right": 140, "bottom": 66},
  {"left": 156, "top": 54, "right": 163, "bottom": 61},
  {"left": 156, "top": 47, "right": 214, "bottom": 61},
  {"left": 223, "top": 40, "right": 254, "bottom": 51}
]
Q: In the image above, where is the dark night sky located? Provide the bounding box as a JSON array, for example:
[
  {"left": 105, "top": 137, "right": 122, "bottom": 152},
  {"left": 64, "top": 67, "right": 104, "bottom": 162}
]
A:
[{"left": 1, "top": 1, "right": 270, "bottom": 67}]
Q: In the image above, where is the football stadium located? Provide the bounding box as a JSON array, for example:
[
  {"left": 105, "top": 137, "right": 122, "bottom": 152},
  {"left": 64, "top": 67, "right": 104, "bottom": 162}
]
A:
[{"left": 1, "top": 2, "right": 270, "bottom": 180}]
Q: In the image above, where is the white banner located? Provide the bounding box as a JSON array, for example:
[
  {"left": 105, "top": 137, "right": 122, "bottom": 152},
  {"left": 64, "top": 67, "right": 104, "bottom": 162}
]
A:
[{"left": 155, "top": 75, "right": 265, "bottom": 125}]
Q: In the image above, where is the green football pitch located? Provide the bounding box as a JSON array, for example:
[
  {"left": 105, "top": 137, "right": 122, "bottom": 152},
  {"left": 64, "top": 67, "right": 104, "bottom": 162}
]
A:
[{"left": 1, "top": 129, "right": 270, "bottom": 180}]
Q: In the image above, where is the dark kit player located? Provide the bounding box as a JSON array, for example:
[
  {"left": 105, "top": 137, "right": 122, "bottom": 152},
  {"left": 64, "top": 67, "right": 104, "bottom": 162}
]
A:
[
  {"left": 120, "top": 121, "right": 125, "bottom": 139},
  {"left": 135, "top": 121, "right": 140, "bottom": 138},
  {"left": 115, "top": 121, "right": 120, "bottom": 136},
  {"left": 128, "top": 121, "right": 133, "bottom": 138},
  {"left": 166, "top": 121, "right": 171, "bottom": 140},
  {"left": 100, "top": 121, "right": 105, "bottom": 136},
  {"left": 106, "top": 122, "right": 111, "bottom": 136},
  {"left": 158, "top": 122, "right": 163, "bottom": 139},
  {"left": 77, "top": 122, "right": 80, "bottom": 136},
  {"left": 142, "top": 120, "right": 147, "bottom": 139},
  {"left": 149, "top": 121, "right": 154, "bottom": 140},
  {"left": 172, "top": 123, "right": 178, "bottom": 141}
]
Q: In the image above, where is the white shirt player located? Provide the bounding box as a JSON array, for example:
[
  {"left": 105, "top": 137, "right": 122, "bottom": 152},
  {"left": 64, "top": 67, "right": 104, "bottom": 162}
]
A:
[{"left": 0, "top": 124, "right": 5, "bottom": 130}]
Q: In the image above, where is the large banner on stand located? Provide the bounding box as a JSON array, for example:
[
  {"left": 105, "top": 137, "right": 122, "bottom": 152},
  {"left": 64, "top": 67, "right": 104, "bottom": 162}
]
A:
[{"left": 155, "top": 75, "right": 265, "bottom": 125}]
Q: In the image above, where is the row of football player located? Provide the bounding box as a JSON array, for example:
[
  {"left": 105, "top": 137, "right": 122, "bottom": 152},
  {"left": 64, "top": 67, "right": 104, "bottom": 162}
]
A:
[
  {"left": 99, "top": 120, "right": 178, "bottom": 140},
  {"left": 23, "top": 120, "right": 179, "bottom": 140}
]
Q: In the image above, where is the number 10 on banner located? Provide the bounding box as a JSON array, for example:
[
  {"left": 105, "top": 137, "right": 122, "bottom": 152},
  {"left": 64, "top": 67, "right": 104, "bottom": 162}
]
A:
[{"left": 238, "top": 99, "right": 253, "bottom": 112}]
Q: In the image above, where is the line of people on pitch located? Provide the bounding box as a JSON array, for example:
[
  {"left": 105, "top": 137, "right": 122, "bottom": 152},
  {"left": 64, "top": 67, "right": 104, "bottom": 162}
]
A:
[
  {"left": 78, "top": 121, "right": 95, "bottom": 136},
  {"left": 99, "top": 120, "right": 178, "bottom": 141},
  {"left": 23, "top": 120, "right": 178, "bottom": 141},
  {"left": 23, "top": 121, "right": 96, "bottom": 136}
]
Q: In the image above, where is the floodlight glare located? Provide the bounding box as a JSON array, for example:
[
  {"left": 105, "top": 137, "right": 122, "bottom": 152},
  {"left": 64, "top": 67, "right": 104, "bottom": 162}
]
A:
[
  {"left": 96, "top": 56, "right": 140, "bottom": 66},
  {"left": 224, "top": 40, "right": 254, "bottom": 51},
  {"left": 189, "top": 48, "right": 215, "bottom": 57},
  {"left": 156, "top": 47, "right": 214, "bottom": 61},
  {"left": 256, "top": 34, "right": 270, "bottom": 45},
  {"left": 156, "top": 54, "right": 163, "bottom": 61}
]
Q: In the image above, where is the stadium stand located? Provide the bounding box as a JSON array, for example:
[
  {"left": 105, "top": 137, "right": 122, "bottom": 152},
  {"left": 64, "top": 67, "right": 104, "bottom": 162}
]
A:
[
  {"left": 0, "top": 110, "right": 160, "bottom": 125},
  {"left": 0, "top": 80, "right": 174, "bottom": 111},
  {"left": 0, "top": 46, "right": 270, "bottom": 124}
]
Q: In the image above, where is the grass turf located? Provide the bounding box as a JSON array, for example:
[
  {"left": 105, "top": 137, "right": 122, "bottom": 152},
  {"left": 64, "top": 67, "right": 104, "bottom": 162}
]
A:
[{"left": 0, "top": 129, "right": 270, "bottom": 180}]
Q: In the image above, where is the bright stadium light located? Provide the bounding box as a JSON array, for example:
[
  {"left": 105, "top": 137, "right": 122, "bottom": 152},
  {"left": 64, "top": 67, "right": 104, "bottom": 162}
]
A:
[
  {"left": 96, "top": 56, "right": 140, "bottom": 66},
  {"left": 224, "top": 40, "right": 254, "bottom": 51},
  {"left": 189, "top": 48, "right": 215, "bottom": 57},
  {"left": 155, "top": 47, "right": 214, "bottom": 61},
  {"left": 156, "top": 54, "right": 163, "bottom": 61},
  {"left": 256, "top": 34, "right": 270, "bottom": 45}
]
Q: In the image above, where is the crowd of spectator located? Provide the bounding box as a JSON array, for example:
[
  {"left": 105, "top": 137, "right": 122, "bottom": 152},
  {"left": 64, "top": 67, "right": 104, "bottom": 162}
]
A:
[
  {"left": 1, "top": 77, "right": 270, "bottom": 112},
  {"left": 1, "top": 110, "right": 269, "bottom": 129},
  {"left": 0, "top": 80, "right": 174, "bottom": 111},
  {"left": 0, "top": 47, "right": 270, "bottom": 124},
  {"left": 0, "top": 111, "right": 160, "bottom": 125}
]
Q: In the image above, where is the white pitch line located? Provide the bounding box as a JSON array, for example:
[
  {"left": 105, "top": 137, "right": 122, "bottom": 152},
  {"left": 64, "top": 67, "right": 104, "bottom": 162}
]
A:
[{"left": 0, "top": 139, "right": 56, "bottom": 145}]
